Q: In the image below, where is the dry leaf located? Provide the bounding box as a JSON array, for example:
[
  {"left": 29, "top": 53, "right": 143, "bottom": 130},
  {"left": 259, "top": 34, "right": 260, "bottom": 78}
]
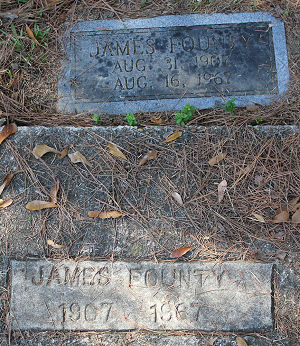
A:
[
  {"left": 0, "top": 173, "right": 14, "bottom": 196},
  {"left": 209, "top": 152, "right": 227, "bottom": 166},
  {"left": 165, "top": 131, "right": 182, "bottom": 143},
  {"left": 251, "top": 213, "right": 265, "bottom": 223},
  {"left": 88, "top": 210, "right": 126, "bottom": 218},
  {"left": 49, "top": 181, "right": 59, "bottom": 203},
  {"left": 218, "top": 180, "right": 227, "bottom": 203},
  {"left": 170, "top": 246, "right": 193, "bottom": 258},
  {"left": 26, "top": 200, "right": 58, "bottom": 211},
  {"left": 32, "top": 144, "right": 60, "bottom": 158},
  {"left": 150, "top": 116, "right": 162, "bottom": 124},
  {"left": 289, "top": 196, "right": 300, "bottom": 209},
  {"left": 59, "top": 146, "right": 69, "bottom": 159},
  {"left": 107, "top": 143, "right": 127, "bottom": 160},
  {"left": 171, "top": 192, "right": 183, "bottom": 205},
  {"left": 291, "top": 203, "right": 300, "bottom": 212},
  {"left": 236, "top": 337, "right": 248, "bottom": 346},
  {"left": 292, "top": 209, "right": 300, "bottom": 224},
  {"left": 47, "top": 239, "right": 66, "bottom": 249},
  {"left": 205, "top": 338, "right": 217, "bottom": 346},
  {"left": 138, "top": 150, "right": 158, "bottom": 166},
  {"left": 0, "top": 198, "right": 12, "bottom": 208},
  {"left": 26, "top": 25, "right": 39, "bottom": 44},
  {"left": 68, "top": 151, "right": 91, "bottom": 166},
  {"left": 45, "top": 0, "right": 63, "bottom": 6},
  {"left": 272, "top": 210, "right": 289, "bottom": 223},
  {"left": 246, "top": 105, "right": 259, "bottom": 111},
  {"left": 0, "top": 123, "right": 17, "bottom": 146}
]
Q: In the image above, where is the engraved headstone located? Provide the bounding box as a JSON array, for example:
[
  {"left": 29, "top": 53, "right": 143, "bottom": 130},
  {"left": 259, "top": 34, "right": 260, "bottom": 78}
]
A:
[
  {"left": 58, "top": 12, "right": 289, "bottom": 114},
  {"left": 10, "top": 260, "right": 273, "bottom": 331}
]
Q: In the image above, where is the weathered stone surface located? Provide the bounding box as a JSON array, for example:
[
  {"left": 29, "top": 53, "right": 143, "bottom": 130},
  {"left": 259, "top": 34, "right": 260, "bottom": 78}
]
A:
[
  {"left": 10, "top": 260, "right": 273, "bottom": 331},
  {"left": 58, "top": 12, "right": 289, "bottom": 114}
]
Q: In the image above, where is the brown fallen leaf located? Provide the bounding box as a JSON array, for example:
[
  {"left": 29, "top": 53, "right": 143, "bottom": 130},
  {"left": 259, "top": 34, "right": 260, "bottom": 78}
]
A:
[
  {"left": 59, "top": 146, "right": 69, "bottom": 159},
  {"left": 291, "top": 203, "right": 300, "bottom": 212},
  {"left": 47, "top": 239, "right": 66, "bottom": 249},
  {"left": 209, "top": 152, "right": 227, "bottom": 166},
  {"left": 150, "top": 116, "right": 163, "bottom": 124},
  {"left": 292, "top": 209, "right": 300, "bottom": 224},
  {"left": 272, "top": 210, "right": 289, "bottom": 223},
  {"left": 205, "top": 338, "right": 217, "bottom": 346},
  {"left": 32, "top": 144, "right": 60, "bottom": 158},
  {"left": 170, "top": 246, "right": 193, "bottom": 258},
  {"left": 0, "top": 198, "right": 13, "bottom": 208},
  {"left": 165, "top": 131, "right": 182, "bottom": 143},
  {"left": 138, "top": 149, "right": 158, "bottom": 166},
  {"left": 246, "top": 105, "right": 259, "bottom": 112},
  {"left": 218, "top": 180, "right": 227, "bottom": 203},
  {"left": 171, "top": 191, "right": 183, "bottom": 205},
  {"left": 26, "top": 200, "right": 58, "bottom": 211},
  {"left": 26, "top": 25, "right": 39, "bottom": 45},
  {"left": 236, "top": 337, "right": 248, "bottom": 346},
  {"left": 88, "top": 210, "right": 126, "bottom": 219},
  {"left": 0, "top": 173, "right": 14, "bottom": 196},
  {"left": 251, "top": 213, "right": 265, "bottom": 223},
  {"left": 68, "top": 151, "right": 91, "bottom": 166},
  {"left": 45, "top": 0, "right": 63, "bottom": 6},
  {"left": 0, "top": 123, "right": 17, "bottom": 146},
  {"left": 49, "top": 181, "right": 59, "bottom": 203},
  {"left": 107, "top": 143, "right": 127, "bottom": 160}
]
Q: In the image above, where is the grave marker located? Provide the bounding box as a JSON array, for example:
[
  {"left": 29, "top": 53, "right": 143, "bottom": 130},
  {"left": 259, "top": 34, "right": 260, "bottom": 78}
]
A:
[
  {"left": 10, "top": 260, "right": 273, "bottom": 331},
  {"left": 58, "top": 12, "right": 289, "bottom": 114}
]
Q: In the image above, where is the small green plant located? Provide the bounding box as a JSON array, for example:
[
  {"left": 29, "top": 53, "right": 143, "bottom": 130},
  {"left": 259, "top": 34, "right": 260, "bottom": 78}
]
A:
[
  {"left": 175, "top": 104, "right": 195, "bottom": 126},
  {"left": 93, "top": 113, "right": 101, "bottom": 124},
  {"left": 0, "top": 24, "right": 25, "bottom": 52},
  {"left": 284, "top": 10, "right": 289, "bottom": 16},
  {"left": 222, "top": 98, "right": 236, "bottom": 115},
  {"left": 124, "top": 113, "right": 138, "bottom": 126},
  {"left": 256, "top": 117, "right": 263, "bottom": 124},
  {"left": 140, "top": 0, "right": 148, "bottom": 7},
  {"left": 251, "top": 116, "right": 263, "bottom": 125},
  {"left": 191, "top": 0, "right": 212, "bottom": 6}
]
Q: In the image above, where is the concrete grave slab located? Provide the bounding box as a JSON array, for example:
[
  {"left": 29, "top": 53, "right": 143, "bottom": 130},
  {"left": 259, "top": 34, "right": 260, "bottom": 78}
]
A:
[
  {"left": 58, "top": 12, "right": 289, "bottom": 114},
  {"left": 10, "top": 260, "right": 273, "bottom": 332}
]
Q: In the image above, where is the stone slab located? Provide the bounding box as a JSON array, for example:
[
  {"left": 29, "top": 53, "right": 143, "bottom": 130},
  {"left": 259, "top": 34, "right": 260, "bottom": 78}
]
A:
[
  {"left": 58, "top": 12, "right": 289, "bottom": 114},
  {"left": 10, "top": 260, "right": 273, "bottom": 331}
]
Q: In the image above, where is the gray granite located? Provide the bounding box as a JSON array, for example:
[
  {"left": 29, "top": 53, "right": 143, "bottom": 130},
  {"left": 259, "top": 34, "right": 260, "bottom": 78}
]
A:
[
  {"left": 10, "top": 260, "right": 273, "bottom": 331},
  {"left": 58, "top": 12, "right": 289, "bottom": 114}
]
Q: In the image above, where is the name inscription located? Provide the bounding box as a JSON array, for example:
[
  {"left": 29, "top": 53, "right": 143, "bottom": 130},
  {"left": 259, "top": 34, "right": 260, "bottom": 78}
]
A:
[
  {"left": 70, "top": 23, "right": 277, "bottom": 102},
  {"left": 10, "top": 260, "right": 273, "bottom": 331}
]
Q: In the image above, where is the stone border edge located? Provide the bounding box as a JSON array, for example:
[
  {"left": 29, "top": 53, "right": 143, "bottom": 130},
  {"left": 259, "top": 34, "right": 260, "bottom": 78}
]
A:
[{"left": 57, "top": 12, "right": 289, "bottom": 115}]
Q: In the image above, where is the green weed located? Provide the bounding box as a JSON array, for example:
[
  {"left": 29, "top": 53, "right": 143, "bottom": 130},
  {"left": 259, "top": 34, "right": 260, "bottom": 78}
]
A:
[
  {"left": 124, "top": 113, "right": 138, "bottom": 126},
  {"left": 93, "top": 113, "right": 101, "bottom": 124},
  {"left": 251, "top": 116, "right": 263, "bottom": 125},
  {"left": 0, "top": 24, "right": 25, "bottom": 52},
  {"left": 222, "top": 98, "right": 236, "bottom": 115},
  {"left": 0, "top": 23, "right": 49, "bottom": 63},
  {"left": 175, "top": 104, "right": 195, "bottom": 126},
  {"left": 140, "top": 0, "right": 150, "bottom": 7}
]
